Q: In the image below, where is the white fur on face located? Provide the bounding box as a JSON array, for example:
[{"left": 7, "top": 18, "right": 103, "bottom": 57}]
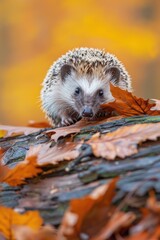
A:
[
  {"left": 41, "top": 71, "right": 115, "bottom": 118},
  {"left": 77, "top": 77, "right": 107, "bottom": 95},
  {"left": 62, "top": 72, "right": 115, "bottom": 104}
]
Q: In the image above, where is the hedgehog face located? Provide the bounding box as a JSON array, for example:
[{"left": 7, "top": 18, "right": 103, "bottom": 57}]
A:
[
  {"left": 73, "top": 74, "right": 118, "bottom": 117},
  {"left": 60, "top": 64, "right": 119, "bottom": 118},
  {"left": 71, "top": 85, "right": 114, "bottom": 118}
]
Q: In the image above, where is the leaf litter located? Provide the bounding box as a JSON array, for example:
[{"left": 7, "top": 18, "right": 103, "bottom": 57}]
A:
[
  {"left": 87, "top": 122, "right": 160, "bottom": 160},
  {"left": 0, "top": 86, "right": 160, "bottom": 239}
]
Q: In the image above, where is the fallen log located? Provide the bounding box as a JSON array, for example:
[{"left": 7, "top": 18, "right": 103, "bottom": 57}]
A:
[{"left": 0, "top": 115, "right": 160, "bottom": 227}]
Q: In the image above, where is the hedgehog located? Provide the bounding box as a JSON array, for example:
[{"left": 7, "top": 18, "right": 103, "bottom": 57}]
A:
[{"left": 41, "top": 47, "right": 132, "bottom": 127}]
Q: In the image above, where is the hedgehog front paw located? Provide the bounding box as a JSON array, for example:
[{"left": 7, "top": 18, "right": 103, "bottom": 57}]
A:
[
  {"left": 95, "top": 110, "right": 109, "bottom": 118},
  {"left": 61, "top": 117, "right": 75, "bottom": 126},
  {"left": 57, "top": 117, "right": 78, "bottom": 127}
]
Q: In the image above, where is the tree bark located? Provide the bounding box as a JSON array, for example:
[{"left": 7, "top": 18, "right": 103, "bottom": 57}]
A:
[{"left": 0, "top": 115, "right": 160, "bottom": 225}]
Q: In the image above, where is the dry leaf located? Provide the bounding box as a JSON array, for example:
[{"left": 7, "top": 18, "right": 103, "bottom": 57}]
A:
[
  {"left": 27, "top": 121, "right": 51, "bottom": 128},
  {"left": 45, "top": 125, "right": 81, "bottom": 142},
  {"left": 91, "top": 211, "right": 135, "bottom": 240},
  {"left": 1, "top": 141, "right": 79, "bottom": 187},
  {"left": 150, "top": 99, "right": 160, "bottom": 111},
  {"left": 58, "top": 179, "right": 117, "bottom": 239},
  {"left": 0, "top": 164, "right": 9, "bottom": 184},
  {"left": 126, "top": 232, "right": 152, "bottom": 240},
  {"left": 46, "top": 116, "right": 123, "bottom": 142},
  {"left": 13, "top": 225, "right": 57, "bottom": 240},
  {"left": 0, "top": 206, "right": 43, "bottom": 240},
  {"left": 126, "top": 192, "right": 160, "bottom": 240},
  {"left": 101, "top": 85, "right": 160, "bottom": 117},
  {"left": 148, "top": 227, "right": 160, "bottom": 240},
  {"left": 147, "top": 191, "right": 160, "bottom": 214},
  {"left": 0, "top": 125, "right": 43, "bottom": 137},
  {"left": 0, "top": 148, "right": 4, "bottom": 157},
  {"left": 0, "top": 130, "right": 7, "bottom": 138},
  {"left": 0, "top": 149, "right": 9, "bottom": 184},
  {"left": 35, "top": 143, "right": 79, "bottom": 166},
  {"left": 2, "top": 146, "right": 42, "bottom": 186},
  {"left": 45, "top": 118, "right": 105, "bottom": 142},
  {"left": 87, "top": 122, "right": 160, "bottom": 160}
]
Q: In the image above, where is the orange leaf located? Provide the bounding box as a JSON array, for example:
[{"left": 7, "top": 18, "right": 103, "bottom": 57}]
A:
[
  {"left": 147, "top": 191, "right": 160, "bottom": 213},
  {"left": 2, "top": 146, "right": 42, "bottom": 186},
  {"left": 0, "top": 164, "right": 9, "bottom": 184},
  {"left": 0, "top": 149, "right": 9, "bottom": 183},
  {"left": 27, "top": 120, "right": 51, "bottom": 128},
  {"left": 101, "top": 85, "right": 160, "bottom": 116},
  {"left": 126, "top": 192, "right": 160, "bottom": 240},
  {"left": 126, "top": 232, "right": 151, "bottom": 240},
  {"left": 91, "top": 211, "right": 135, "bottom": 240},
  {"left": 0, "top": 206, "right": 43, "bottom": 240},
  {"left": 87, "top": 122, "right": 160, "bottom": 160},
  {"left": 58, "top": 178, "right": 117, "bottom": 239}
]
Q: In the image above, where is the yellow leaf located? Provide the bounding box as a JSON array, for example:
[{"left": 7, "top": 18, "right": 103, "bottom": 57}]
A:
[
  {"left": 0, "top": 130, "right": 7, "bottom": 138},
  {"left": 0, "top": 206, "right": 43, "bottom": 240}
]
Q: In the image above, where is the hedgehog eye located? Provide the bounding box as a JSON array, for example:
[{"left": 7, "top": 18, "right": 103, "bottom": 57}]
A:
[
  {"left": 75, "top": 87, "right": 81, "bottom": 95},
  {"left": 98, "top": 89, "right": 104, "bottom": 97}
]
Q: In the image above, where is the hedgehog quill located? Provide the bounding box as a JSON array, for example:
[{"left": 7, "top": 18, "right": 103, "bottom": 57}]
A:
[{"left": 41, "top": 48, "right": 132, "bottom": 127}]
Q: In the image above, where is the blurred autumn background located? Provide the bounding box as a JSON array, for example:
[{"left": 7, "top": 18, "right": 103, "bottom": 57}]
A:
[{"left": 0, "top": 0, "right": 160, "bottom": 125}]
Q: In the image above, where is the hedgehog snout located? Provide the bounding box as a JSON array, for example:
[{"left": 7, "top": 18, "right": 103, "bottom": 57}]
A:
[{"left": 82, "top": 106, "right": 93, "bottom": 118}]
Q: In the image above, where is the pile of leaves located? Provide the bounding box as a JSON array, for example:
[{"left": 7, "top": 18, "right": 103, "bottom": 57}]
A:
[{"left": 0, "top": 85, "right": 160, "bottom": 240}]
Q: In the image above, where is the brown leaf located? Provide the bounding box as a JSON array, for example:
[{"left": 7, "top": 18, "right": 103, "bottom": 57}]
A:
[
  {"left": 101, "top": 84, "right": 160, "bottom": 116},
  {"left": 0, "top": 149, "right": 9, "bottom": 183},
  {"left": 0, "top": 164, "right": 9, "bottom": 184},
  {"left": 148, "top": 227, "right": 160, "bottom": 240},
  {"left": 147, "top": 191, "right": 160, "bottom": 214},
  {"left": 0, "top": 206, "right": 43, "bottom": 240},
  {"left": 0, "top": 125, "right": 42, "bottom": 137},
  {"left": 126, "top": 192, "right": 160, "bottom": 240},
  {"left": 150, "top": 99, "right": 160, "bottom": 111},
  {"left": 35, "top": 142, "right": 79, "bottom": 166},
  {"left": 87, "top": 122, "right": 160, "bottom": 160},
  {"left": 2, "top": 141, "right": 79, "bottom": 187},
  {"left": 46, "top": 116, "right": 124, "bottom": 142},
  {"left": 58, "top": 178, "right": 117, "bottom": 239},
  {"left": 2, "top": 146, "right": 42, "bottom": 186},
  {"left": 125, "top": 232, "right": 152, "bottom": 240},
  {"left": 91, "top": 211, "right": 135, "bottom": 240},
  {"left": 13, "top": 225, "right": 57, "bottom": 240},
  {"left": 27, "top": 120, "right": 51, "bottom": 128},
  {"left": 45, "top": 125, "right": 81, "bottom": 142}
]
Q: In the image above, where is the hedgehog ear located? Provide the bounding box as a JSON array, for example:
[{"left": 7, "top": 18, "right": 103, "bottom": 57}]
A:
[
  {"left": 60, "top": 64, "right": 76, "bottom": 81},
  {"left": 105, "top": 67, "right": 120, "bottom": 85}
]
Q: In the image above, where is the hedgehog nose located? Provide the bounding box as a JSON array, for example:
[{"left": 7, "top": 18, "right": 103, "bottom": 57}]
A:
[{"left": 82, "top": 106, "right": 93, "bottom": 117}]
